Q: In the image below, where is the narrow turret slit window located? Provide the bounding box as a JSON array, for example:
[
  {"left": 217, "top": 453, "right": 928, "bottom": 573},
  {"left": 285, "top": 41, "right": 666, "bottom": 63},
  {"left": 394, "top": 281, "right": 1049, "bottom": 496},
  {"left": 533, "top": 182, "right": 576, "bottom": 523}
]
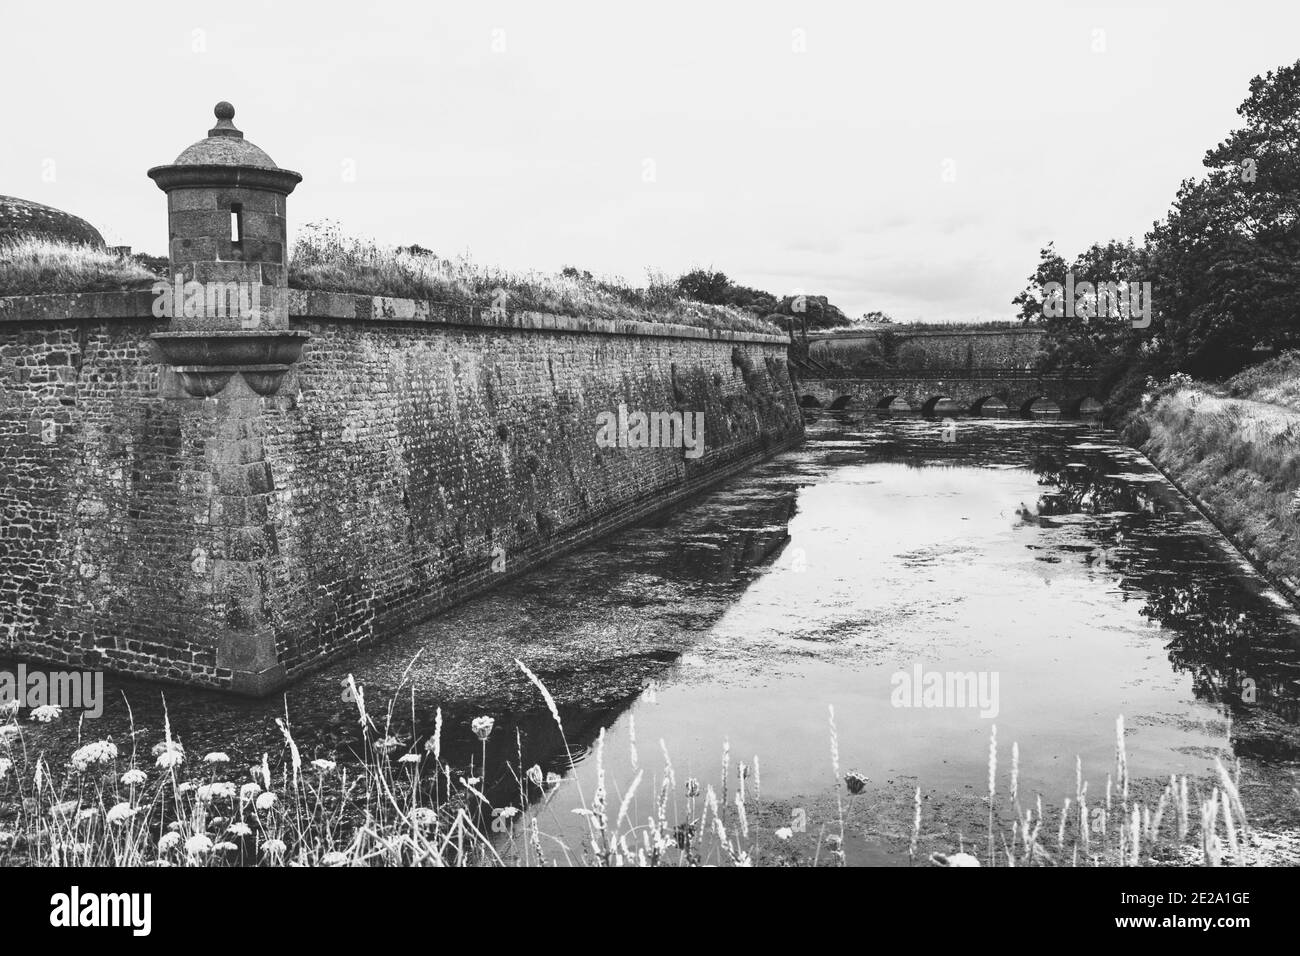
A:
[{"left": 230, "top": 203, "right": 243, "bottom": 247}]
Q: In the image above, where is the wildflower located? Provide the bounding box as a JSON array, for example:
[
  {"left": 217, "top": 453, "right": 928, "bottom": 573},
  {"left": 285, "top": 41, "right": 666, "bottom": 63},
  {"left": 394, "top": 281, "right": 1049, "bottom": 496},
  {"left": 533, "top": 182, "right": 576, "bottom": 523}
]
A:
[
  {"left": 69, "top": 739, "right": 117, "bottom": 771},
  {"left": 151, "top": 738, "right": 185, "bottom": 758},
  {"left": 196, "top": 781, "right": 236, "bottom": 803},
  {"left": 322, "top": 851, "right": 348, "bottom": 866},
  {"left": 844, "top": 770, "right": 869, "bottom": 795},
  {"left": 0, "top": 758, "right": 11, "bottom": 778},
  {"left": 215, "top": 841, "right": 239, "bottom": 853},
  {"left": 49, "top": 800, "right": 79, "bottom": 819},
  {"left": 77, "top": 807, "right": 100, "bottom": 823},
  {"left": 240, "top": 781, "right": 263, "bottom": 804},
  {"left": 493, "top": 807, "right": 520, "bottom": 822},
  {"left": 155, "top": 748, "right": 184, "bottom": 771},
  {"left": 545, "top": 772, "right": 562, "bottom": 788},
  {"left": 0, "top": 700, "right": 19, "bottom": 719},
  {"left": 175, "top": 781, "right": 195, "bottom": 795},
  {"left": 398, "top": 753, "right": 420, "bottom": 765},
  {"left": 30, "top": 705, "right": 61, "bottom": 723},
  {"left": 685, "top": 778, "right": 701, "bottom": 798},
  {"left": 261, "top": 838, "right": 287, "bottom": 858},
  {"left": 775, "top": 827, "right": 793, "bottom": 841},
  {"left": 373, "top": 735, "right": 401, "bottom": 754},
  {"left": 106, "top": 803, "right": 136, "bottom": 825},
  {"left": 526, "top": 764, "right": 544, "bottom": 788},
  {"left": 311, "top": 759, "right": 336, "bottom": 773},
  {"left": 184, "top": 834, "right": 213, "bottom": 856},
  {"left": 203, "top": 752, "right": 230, "bottom": 765},
  {"left": 255, "top": 792, "right": 278, "bottom": 812},
  {"left": 158, "top": 832, "right": 182, "bottom": 853},
  {"left": 227, "top": 822, "right": 252, "bottom": 838},
  {"left": 411, "top": 807, "right": 437, "bottom": 827},
  {"left": 471, "top": 716, "right": 494, "bottom": 741},
  {"left": 120, "top": 768, "right": 147, "bottom": 787}
]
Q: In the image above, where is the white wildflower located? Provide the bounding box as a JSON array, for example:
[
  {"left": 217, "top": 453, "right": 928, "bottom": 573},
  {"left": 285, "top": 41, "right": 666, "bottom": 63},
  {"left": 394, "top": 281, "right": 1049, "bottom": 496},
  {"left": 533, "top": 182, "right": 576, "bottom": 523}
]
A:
[
  {"left": 471, "top": 716, "right": 494, "bottom": 741},
  {"left": 106, "top": 802, "right": 136, "bottom": 825}
]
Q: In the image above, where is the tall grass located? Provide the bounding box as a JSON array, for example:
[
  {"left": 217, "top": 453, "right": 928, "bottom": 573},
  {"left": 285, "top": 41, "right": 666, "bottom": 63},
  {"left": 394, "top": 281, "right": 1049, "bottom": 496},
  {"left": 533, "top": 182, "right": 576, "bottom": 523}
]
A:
[
  {"left": 1141, "top": 371, "right": 1300, "bottom": 589},
  {"left": 0, "top": 237, "right": 159, "bottom": 297},
  {"left": 287, "top": 221, "right": 779, "bottom": 334},
  {"left": 0, "top": 674, "right": 1276, "bottom": 867}
]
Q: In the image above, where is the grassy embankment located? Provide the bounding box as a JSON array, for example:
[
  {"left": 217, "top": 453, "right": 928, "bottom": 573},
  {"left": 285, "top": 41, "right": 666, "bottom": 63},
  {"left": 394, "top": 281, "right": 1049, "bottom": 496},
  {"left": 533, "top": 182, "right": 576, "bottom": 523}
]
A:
[
  {"left": 0, "top": 230, "right": 779, "bottom": 335},
  {"left": 1129, "top": 352, "right": 1300, "bottom": 599}
]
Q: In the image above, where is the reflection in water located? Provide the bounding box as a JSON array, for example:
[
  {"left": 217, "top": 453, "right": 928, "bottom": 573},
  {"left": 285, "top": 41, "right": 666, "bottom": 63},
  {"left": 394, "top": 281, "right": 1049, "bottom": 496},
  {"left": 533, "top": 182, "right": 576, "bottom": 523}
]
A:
[
  {"left": 1031, "top": 447, "right": 1300, "bottom": 750},
  {"left": 7, "top": 411, "right": 1300, "bottom": 855}
]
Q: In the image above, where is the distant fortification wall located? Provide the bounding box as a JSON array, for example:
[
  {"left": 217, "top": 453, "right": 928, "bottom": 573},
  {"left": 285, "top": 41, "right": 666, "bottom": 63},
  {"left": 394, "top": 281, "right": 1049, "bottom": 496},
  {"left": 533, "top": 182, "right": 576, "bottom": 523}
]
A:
[{"left": 808, "top": 327, "right": 1045, "bottom": 370}]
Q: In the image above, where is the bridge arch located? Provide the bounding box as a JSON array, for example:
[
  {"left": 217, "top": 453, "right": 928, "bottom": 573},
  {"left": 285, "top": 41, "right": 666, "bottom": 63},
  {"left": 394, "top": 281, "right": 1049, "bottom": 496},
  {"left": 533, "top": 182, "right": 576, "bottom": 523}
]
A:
[
  {"left": 970, "top": 395, "right": 1009, "bottom": 417},
  {"left": 799, "top": 394, "right": 822, "bottom": 408},
  {"left": 876, "top": 394, "right": 911, "bottom": 413},
  {"left": 1063, "top": 396, "right": 1103, "bottom": 418},
  {"left": 829, "top": 395, "right": 854, "bottom": 410},
  {"left": 921, "top": 395, "right": 962, "bottom": 417},
  {"left": 1020, "top": 395, "right": 1061, "bottom": 417}
]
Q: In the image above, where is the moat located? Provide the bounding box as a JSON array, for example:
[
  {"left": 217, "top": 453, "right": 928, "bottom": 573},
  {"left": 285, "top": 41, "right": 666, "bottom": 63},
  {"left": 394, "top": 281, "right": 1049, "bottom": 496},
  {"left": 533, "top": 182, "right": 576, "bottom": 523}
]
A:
[{"left": 9, "top": 411, "right": 1300, "bottom": 863}]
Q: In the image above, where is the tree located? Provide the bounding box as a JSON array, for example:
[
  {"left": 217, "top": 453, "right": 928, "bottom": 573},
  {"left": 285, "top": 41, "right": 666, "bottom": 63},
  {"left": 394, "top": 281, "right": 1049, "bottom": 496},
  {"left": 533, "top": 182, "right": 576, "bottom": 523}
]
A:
[
  {"left": 1013, "top": 239, "right": 1152, "bottom": 371},
  {"left": 1148, "top": 60, "right": 1300, "bottom": 376},
  {"left": 676, "top": 268, "right": 732, "bottom": 305}
]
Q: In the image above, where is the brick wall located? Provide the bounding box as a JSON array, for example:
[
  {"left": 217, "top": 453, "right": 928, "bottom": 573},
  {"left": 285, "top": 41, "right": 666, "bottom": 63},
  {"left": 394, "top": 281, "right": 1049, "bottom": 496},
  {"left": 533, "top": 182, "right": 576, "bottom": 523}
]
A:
[
  {"left": 0, "top": 291, "right": 802, "bottom": 693},
  {"left": 808, "top": 328, "right": 1046, "bottom": 369}
]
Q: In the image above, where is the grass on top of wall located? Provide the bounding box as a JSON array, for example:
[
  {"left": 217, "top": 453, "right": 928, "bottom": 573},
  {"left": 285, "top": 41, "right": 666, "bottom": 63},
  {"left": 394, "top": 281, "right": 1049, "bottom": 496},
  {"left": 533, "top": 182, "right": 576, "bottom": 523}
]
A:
[
  {"left": 0, "top": 228, "right": 780, "bottom": 335},
  {"left": 287, "top": 222, "right": 781, "bottom": 335},
  {"left": 0, "top": 237, "right": 159, "bottom": 297}
]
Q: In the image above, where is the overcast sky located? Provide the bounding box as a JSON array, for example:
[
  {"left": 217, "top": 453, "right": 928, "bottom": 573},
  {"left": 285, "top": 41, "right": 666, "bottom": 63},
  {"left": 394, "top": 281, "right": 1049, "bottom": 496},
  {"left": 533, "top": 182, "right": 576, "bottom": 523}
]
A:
[{"left": 4, "top": 0, "right": 1298, "bottom": 321}]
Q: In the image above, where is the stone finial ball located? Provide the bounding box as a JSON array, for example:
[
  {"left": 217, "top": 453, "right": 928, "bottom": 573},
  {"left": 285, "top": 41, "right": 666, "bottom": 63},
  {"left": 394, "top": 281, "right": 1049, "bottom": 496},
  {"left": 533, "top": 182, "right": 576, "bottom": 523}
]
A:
[{"left": 214, "top": 101, "right": 235, "bottom": 122}]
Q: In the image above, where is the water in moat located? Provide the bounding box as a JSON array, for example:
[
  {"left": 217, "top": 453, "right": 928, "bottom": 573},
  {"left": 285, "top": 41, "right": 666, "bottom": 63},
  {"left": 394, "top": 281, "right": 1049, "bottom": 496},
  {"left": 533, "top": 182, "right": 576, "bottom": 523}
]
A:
[{"left": 10, "top": 411, "right": 1300, "bottom": 863}]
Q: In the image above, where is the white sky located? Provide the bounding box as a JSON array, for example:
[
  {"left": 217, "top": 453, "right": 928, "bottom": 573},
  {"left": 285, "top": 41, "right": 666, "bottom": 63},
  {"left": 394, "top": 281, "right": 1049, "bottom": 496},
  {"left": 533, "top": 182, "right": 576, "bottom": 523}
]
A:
[{"left": 4, "top": 0, "right": 1297, "bottom": 321}]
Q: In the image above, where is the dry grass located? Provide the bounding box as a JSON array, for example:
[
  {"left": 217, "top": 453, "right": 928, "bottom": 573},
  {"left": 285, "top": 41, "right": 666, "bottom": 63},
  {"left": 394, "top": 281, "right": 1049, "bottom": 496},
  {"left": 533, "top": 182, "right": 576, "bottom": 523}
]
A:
[
  {"left": 1227, "top": 350, "right": 1300, "bottom": 413},
  {"left": 288, "top": 221, "right": 780, "bottom": 334},
  {"left": 0, "top": 237, "right": 159, "bottom": 297},
  {"left": 0, "top": 229, "right": 781, "bottom": 335},
  {"left": 1140, "top": 361, "right": 1300, "bottom": 590},
  {"left": 0, "top": 663, "right": 1269, "bottom": 867}
]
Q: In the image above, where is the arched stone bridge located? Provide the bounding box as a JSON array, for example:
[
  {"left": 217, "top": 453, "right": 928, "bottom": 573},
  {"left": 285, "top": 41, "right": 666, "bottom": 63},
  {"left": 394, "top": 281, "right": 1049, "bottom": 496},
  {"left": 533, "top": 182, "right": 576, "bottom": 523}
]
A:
[{"left": 796, "top": 368, "right": 1104, "bottom": 417}]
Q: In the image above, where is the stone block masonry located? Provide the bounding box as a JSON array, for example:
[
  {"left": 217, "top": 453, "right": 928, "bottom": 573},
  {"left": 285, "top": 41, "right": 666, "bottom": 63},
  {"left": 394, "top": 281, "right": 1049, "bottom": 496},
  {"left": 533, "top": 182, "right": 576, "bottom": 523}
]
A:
[{"left": 0, "top": 290, "right": 803, "bottom": 694}]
